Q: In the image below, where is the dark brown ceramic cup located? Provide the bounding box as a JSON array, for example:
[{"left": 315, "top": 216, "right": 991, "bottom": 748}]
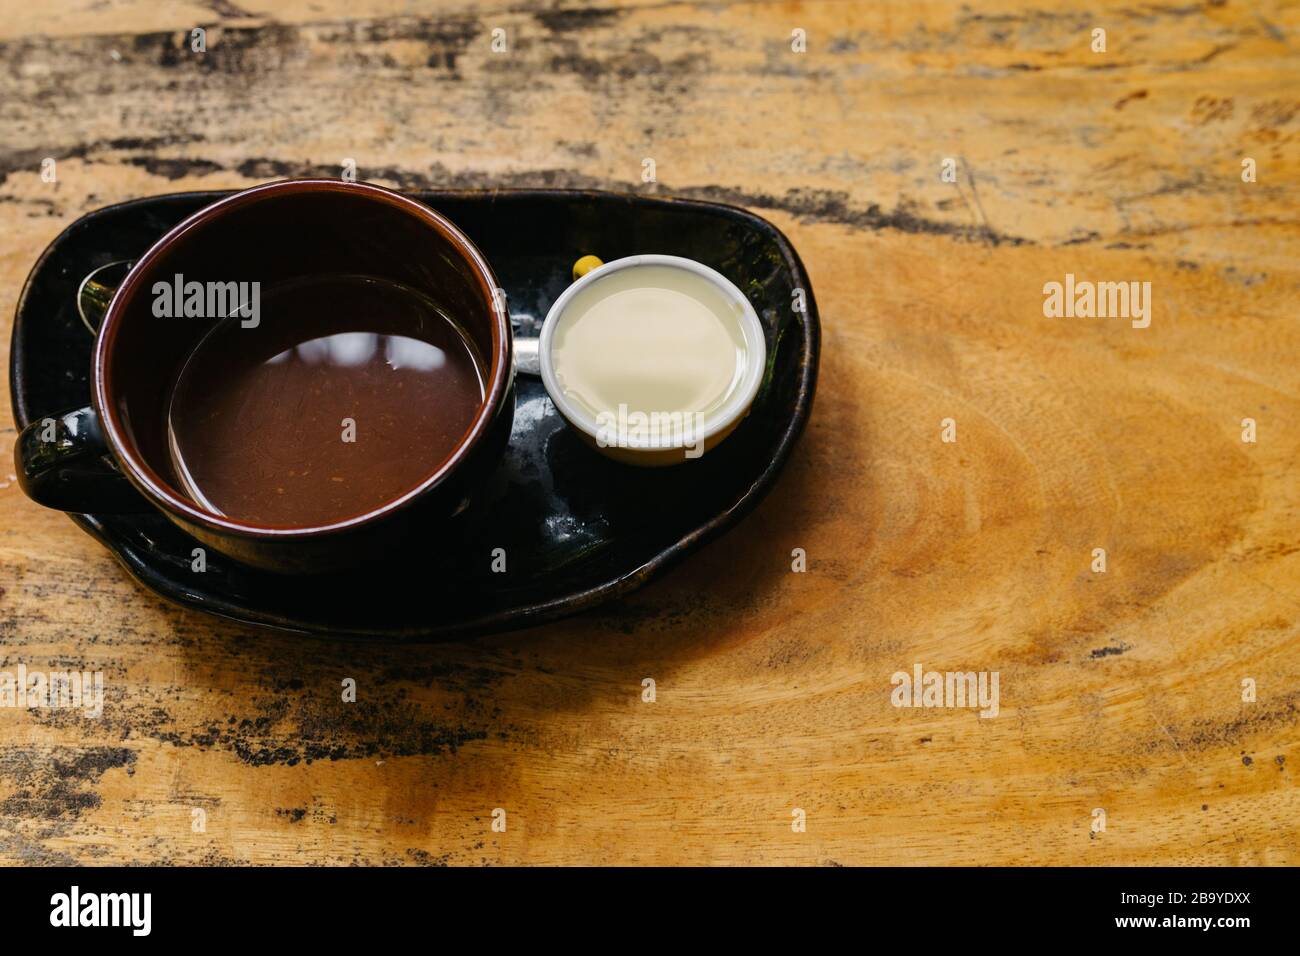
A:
[{"left": 15, "top": 180, "right": 514, "bottom": 572}]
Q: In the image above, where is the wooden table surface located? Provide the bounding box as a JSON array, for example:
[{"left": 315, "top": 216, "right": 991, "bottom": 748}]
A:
[{"left": 1, "top": 0, "right": 1297, "bottom": 866}]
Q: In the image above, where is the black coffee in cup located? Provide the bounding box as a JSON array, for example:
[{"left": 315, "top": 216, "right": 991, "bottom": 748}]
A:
[{"left": 166, "top": 274, "right": 486, "bottom": 527}]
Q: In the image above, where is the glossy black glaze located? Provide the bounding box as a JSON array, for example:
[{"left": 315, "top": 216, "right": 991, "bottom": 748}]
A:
[
  {"left": 10, "top": 188, "right": 820, "bottom": 639},
  {"left": 15, "top": 405, "right": 148, "bottom": 513}
]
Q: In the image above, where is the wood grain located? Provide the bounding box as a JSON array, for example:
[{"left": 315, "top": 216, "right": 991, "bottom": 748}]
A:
[{"left": 0, "top": 0, "right": 1297, "bottom": 865}]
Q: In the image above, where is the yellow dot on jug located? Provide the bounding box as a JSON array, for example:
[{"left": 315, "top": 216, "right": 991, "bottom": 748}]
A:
[{"left": 572, "top": 255, "right": 604, "bottom": 281}]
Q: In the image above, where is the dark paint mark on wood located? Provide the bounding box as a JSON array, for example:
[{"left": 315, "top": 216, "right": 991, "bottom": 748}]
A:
[
  {"left": 533, "top": 9, "right": 623, "bottom": 33},
  {"left": 127, "top": 156, "right": 224, "bottom": 180},
  {"left": 1088, "top": 643, "right": 1130, "bottom": 658},
  {"left": 1115, "top": 89, "right": 1149, "bottom": 110},
  {"left": 0, "top": 746, "right": 136, "bottom": 821}
]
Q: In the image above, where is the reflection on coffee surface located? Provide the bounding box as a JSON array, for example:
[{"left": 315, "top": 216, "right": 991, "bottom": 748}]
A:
[{"left": 167, "top": 274, "right": 484, "bottom": 527}]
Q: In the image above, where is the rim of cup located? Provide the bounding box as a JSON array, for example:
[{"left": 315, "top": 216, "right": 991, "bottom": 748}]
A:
[{"left": 538, "top": 254, "right": 767, "bottom": 452}]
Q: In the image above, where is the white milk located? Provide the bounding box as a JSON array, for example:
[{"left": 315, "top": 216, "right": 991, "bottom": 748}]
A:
[{"left": 550, "top": 264, "right": 749, "bottom": 422}]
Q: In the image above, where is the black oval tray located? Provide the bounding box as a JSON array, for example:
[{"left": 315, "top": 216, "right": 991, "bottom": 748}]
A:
[{"left": 10, "top": 188, "right": 819, "bottom": 640}]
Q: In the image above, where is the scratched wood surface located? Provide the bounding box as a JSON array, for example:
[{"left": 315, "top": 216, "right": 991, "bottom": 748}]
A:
[{"left": 0, "top": 0, "right": 1297, "bottom": 865}]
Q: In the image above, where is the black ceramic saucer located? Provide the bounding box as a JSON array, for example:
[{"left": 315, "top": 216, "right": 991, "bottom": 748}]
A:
[{"left": 10, "top": 188, "right": 819, "bottom": 639}]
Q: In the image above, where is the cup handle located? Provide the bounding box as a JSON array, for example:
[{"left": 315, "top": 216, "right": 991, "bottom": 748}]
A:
[
  {"left": 511, "top": 254, "right": 605, "bottom": 378},
  {"left": 513, "top": 336, "right": 541, "bottom": 375},
  {"left": 15, "top": 406, "right": 151, "bottom": 513}
]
